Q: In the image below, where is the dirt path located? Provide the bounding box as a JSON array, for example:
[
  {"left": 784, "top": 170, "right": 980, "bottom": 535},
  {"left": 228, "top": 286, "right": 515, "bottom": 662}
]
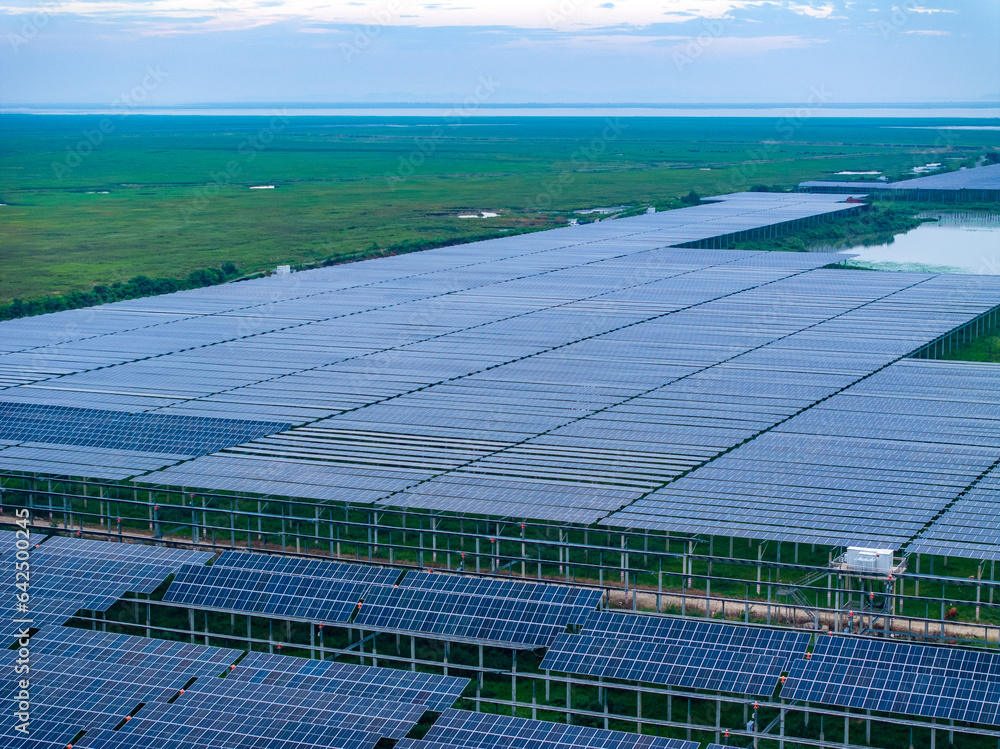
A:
[{"left": 605, "top": 587, "right": 999, "bottom": 644}]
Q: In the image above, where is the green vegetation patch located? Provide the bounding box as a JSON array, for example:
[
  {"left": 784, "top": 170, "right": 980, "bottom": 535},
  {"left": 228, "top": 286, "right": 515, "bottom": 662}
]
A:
[
  {"left": 732, "top": 203, "right": 924, "bottom": 253},
  {"left": 2, "top": 114, "right": 998, "bottom": 305},
  {"left": 941, "top": 323, "right": 1000, "bottom": 364}
]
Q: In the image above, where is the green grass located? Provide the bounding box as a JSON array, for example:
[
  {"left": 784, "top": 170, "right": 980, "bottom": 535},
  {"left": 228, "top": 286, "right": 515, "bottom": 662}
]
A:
[
  {"left": 731, "top": 202, "right": 924, "bottom": 253},
  {"left": 942, "top": 324, "right": 1000, "bottom": 363},
  {"left": 1, "top": 114, "right": 999, "bottom": 305}
]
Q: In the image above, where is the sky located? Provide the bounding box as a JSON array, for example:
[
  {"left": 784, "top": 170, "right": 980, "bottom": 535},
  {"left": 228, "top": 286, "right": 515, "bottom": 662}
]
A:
[{"left": 1, "top": 1, "right": 997, "bottom": 106}]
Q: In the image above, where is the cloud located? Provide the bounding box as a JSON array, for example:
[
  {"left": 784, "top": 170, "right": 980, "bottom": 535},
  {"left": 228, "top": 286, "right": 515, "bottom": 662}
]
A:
[
  {"left": 786, "top": 3, "right": 835, "bottom": 18},
  {"left": 0, "top": 0, "right": 859, "bottom": 32},
  {"left": 902, "top": 29, "right": 949, "bottom": 35},
  {"left": 907, "top": 6, "right": 957, "bottom": 14},
  {"left": 504, "top": 32, "right": 827, "bottom": 57}
]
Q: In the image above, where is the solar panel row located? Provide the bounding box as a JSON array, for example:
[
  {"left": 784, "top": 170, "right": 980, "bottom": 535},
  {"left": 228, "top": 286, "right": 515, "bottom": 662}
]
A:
[
  {"left": 541, "top": 611, "right": 809, "bottom": 696},
  {"left": 801, "top": 162, "right": 1000, "bottom": 192},
  {"left": 355, "top": 573, "right": 603, "bottom": 649},
  {"left": 0, "top": 400, "right": 291, "bottom": 459},
  {"left": 163, "top": 563, "right": 377, "bottom": 623},
  {"left": 0, "top": 628, "right": 241, "bottom": 747},
  {"left": 783, "top": 635, "right": 1000, "bottom": 726},
  {"left": 410, "top": 708, "right": 699, "bottom": 749},
  {"left": 162, "top": 553, "right": 603, "bottom": 649}
]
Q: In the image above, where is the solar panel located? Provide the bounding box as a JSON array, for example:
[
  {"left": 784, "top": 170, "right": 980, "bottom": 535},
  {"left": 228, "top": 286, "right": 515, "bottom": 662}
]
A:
[
  {"left": 541, "top": 611, "right": 809, "bottom": 696},
  {"left": 2, "top": 625, "right": 464, "bottom": 748},
  {"left": 911, "top": 452, "right": 1000, "bottom": 561},
  {"left": 0, "top": 401, "right": 290, "bottom": 457},
  {"left": 211, "top": 550, "right": 400, "bottom": 584},
  {"left": 0, "top": 703, "right": 131, "bottom": 747},
  {"left": 33, "top": 535, "right": 214, "bottom": 566},
  {"left": 803, "top": 163, "right": 1000, "bottom": 193},
  {"left": 0, "top": 627, "right": 244, "bottom": 747},
  {"left": 404, "top": 708, "right": 699, "bottom": 749},
  {"left": 161, "top": 555, "right": 395, "bottom": 623},
  {"left": 783, "top": 635, "right": 1000, "bottom": 725},
  {"left": 398, "top": 572, "right": 601, "bottom": 625},
  {"left": 354, "top": 572, "right": 603, "bottom": 649}
]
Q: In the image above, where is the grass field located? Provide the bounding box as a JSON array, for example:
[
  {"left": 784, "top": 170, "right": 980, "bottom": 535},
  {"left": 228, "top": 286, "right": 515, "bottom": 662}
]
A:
[
  {"left": 1, "top": 114, "right": 999, "bottom": 305},
  {"left": 944, "top": 325, "right": 1000, "bottom": 363}
]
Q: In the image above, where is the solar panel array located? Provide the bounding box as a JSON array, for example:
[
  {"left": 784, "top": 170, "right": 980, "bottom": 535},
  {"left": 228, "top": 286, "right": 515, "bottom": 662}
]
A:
[
  {"left": 162, "top": 551, "right": 398, "bottom": 623},
  {"left": 6, "top": 626, "right": 469, "bottom": 749},
  {"left": 0, "top": 627, "right": 241, "bottom": 748},
  {"left": 540, "top": 611, "right": 809, "bottom": 696},
  {"left": 1, "top": 537, "right": 211, "bottom": 639},
  {"left": 897, "top": 162, "right": 1000, "bottom": 190},
  {"left": 209, "top": 549, "right": 402, "bottom": 582},
  {"left": 140, "top": 249, "right": 857, "bottom": 519},
  {"left": 1, "top": 191, "right": 998, "bottom": 554},
  {"left": 354, "top": 571, "right": 603, "bottom": 648},
  {"left": 139, "top": 268, "right": 1000, "bottom": 525},
  {"left": 163, "top": 551, "right": 602, "bottom": 649},
  {"left": 783, "top": 636, "right": 1000, "bottom": 726},
  {"left": 800, "top": 162, "right": 1000, "bottom": 192},
  {"left": 907, "top": 364, "right": 1000, "bottom": 560},
  {"left": 399, "top": 709, "right": 699, "bottom": 749},
  {"left": 607, "top": 357, "right": 1000, "bottom": 548},
  {"left": 0, "top": 193, "right": 860, "bottom": 489}
]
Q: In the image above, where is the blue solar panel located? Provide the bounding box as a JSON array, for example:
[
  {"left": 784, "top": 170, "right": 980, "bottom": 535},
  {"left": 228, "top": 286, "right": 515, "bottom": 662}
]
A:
[
  {"left": 24, "top": 627, "right": 241, "bottom": 678},
  {"left": 0, "top": 627, "right": 244, "bottom": 747},
  {"left": 541, "top": 611, "right": 809, "bottom": 696},
  {"left": 0, "top": 626, "right": 466, "bottom": 748},
  {"left": 398, "top": 572, "right": 601, "bottom": 625},
  {"left": 783, "top": 635, "right": 1000, "bottom": 726},
  {"left": 406, "top": 708, "right": 699, "bottom": 749},
  {"left": 211, "top": 550, "right": 400, "bottom": 584},
  {"left": 163, "top": 563, "right": 374, "bottom": 623},
  {"left": 354, "top": 572, "right": 603, "bottom": 649},
  {"left": 103, "top": 698, "right": 383, "bottom": 749},
  {"left": 0, "top": 401, "right": 290, "bottom": 457}
]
